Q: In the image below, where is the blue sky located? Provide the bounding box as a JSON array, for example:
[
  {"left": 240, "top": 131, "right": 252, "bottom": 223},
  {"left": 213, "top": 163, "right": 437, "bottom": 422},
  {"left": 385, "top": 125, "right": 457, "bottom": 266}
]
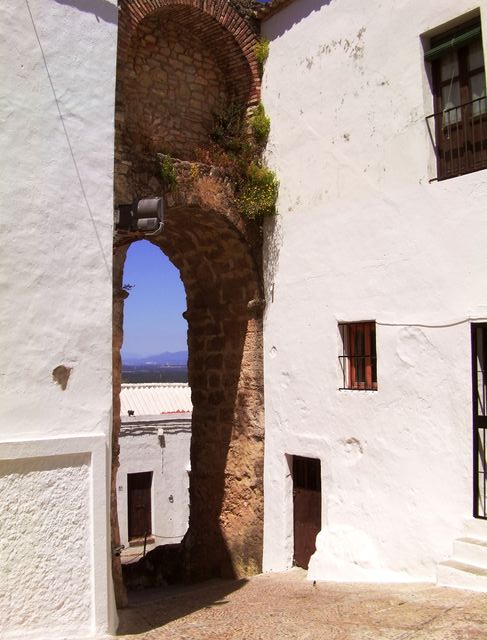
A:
[{"left": 121, "top": 240, "right": 188, "bottom": 357}]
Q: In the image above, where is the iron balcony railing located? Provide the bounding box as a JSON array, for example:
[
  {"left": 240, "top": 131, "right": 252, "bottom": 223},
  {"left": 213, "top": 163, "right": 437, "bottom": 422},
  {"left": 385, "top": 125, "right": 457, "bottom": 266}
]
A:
[{"left": 426, "top": 97, "right": 487, "bottom": 181}]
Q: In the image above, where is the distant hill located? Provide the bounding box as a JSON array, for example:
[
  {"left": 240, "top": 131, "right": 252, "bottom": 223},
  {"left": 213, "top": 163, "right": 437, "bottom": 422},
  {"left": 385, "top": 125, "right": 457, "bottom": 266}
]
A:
[{"left": 122, "top": 350, "right": 188, "bottom": 366}]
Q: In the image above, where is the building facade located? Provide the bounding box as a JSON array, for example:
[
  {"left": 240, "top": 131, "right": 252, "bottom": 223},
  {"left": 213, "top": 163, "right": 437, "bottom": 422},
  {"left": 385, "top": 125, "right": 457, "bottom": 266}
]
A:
[
  {"left": 117, "top": 384, "right": 192, "bottom": 553},
  {"left": 262, "top": 0, "right": 487, "bottom": 588},
  {"left": 3, "top": 0, "right": 487, "bottom": 638},
  {"left": 0, "top": 1, "right": 118, "bottom": 638}
]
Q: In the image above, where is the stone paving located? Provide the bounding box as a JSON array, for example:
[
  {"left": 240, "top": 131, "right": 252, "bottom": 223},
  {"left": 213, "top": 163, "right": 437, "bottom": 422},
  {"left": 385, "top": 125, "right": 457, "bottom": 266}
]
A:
[{"left": 116, "top": 568, "right": 487, "bottom": 639}]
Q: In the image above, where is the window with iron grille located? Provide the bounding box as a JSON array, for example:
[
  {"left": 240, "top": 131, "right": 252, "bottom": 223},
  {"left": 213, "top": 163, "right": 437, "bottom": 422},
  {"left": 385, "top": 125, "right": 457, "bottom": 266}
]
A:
[
  {"left": 339, "top": 322, "right": 377, "bottom": 391},
  {"left": 471, "top": 324, "right": 487, "bottom": 519},
  {"left": 425, "top": 18, "right": 487, "bottom": 180}
]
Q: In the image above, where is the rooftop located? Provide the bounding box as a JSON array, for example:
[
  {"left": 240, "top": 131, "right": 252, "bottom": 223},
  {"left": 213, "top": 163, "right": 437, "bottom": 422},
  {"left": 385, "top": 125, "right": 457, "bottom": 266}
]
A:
[{"left": 120, "top": 383, "right": 192, "bottom": 417}]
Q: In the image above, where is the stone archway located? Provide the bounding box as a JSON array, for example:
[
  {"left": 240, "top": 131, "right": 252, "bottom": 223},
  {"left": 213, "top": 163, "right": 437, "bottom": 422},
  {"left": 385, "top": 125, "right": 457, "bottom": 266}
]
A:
[{"left": 112, "top": 0, "right": 264, "bottom": 602}]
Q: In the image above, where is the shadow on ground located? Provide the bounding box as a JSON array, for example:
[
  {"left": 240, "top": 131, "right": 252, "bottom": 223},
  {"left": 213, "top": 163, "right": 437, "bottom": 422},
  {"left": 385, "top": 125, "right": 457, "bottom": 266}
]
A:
[{"left": 117, "top": 578, "right": 248, "bottom": 635}]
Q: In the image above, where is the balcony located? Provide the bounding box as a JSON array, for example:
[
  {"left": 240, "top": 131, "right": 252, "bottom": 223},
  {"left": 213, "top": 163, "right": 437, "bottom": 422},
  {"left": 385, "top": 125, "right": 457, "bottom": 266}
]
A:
[{"left": 426, "top": 97, "right": 487, "bottom": 181}]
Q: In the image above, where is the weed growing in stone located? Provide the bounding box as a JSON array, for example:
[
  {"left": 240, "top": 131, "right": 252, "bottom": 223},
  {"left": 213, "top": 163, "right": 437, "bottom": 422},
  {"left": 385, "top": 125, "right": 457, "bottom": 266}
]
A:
[
  {"left": 238, "top": 162, "right": 278, "bottom": 219},
  {"left": 189, "top": 92, "right": 277, "bottom": 220},
  {"left": 209, "top": 102, "right": 244, "bottom": 153},
  {"left": 253, "top": 38, "right": 269, "bottom": 74},
  {"left": 160, "top": 155, "right": 177, "bottom": 190},
  {"left": 204, "top": 100, "right": 278, "bottom": 220},
  {"left": 189, "top": 163, "right": 200, "bottom": 180},
  {"left": 251, "top": 103, "right": 270, "bottom": 146}
]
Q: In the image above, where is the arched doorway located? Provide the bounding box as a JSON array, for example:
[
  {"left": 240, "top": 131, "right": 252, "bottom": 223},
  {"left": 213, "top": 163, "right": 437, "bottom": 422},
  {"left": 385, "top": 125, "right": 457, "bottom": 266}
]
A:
[{"left": 113, "top": 0, "right": 264, "bottom": 603}]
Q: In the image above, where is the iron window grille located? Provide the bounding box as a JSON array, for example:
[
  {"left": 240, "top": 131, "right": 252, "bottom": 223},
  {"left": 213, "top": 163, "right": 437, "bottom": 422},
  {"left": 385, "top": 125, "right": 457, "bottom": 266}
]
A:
[
  {"left": 471, "top": 323, "right": 487, "bottom": 519},
  {"left": 425, "top": 20, "right": 487, "bottom": 180},
  {"left": 339, "top": 321, "right": 377, "bottom": 391}
]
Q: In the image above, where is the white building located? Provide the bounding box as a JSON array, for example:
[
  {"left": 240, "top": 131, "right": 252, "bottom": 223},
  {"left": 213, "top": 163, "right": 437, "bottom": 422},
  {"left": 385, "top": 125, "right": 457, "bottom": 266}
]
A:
[
  {"left": 1, "top": 1, "right": 117, "bottom": 638},
  {"left": 117, "top": 383, "right": 192, "bottom": 555},
  {"left": 4, "top": 1, "right": 487, "bottom": 638},
  {"left": 262, "top": 0, "right": 487, "bottom": 589}
]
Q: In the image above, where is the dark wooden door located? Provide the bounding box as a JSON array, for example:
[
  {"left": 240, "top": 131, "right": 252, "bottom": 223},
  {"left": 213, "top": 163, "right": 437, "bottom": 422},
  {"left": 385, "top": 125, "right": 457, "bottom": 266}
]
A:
[
  {"left": 128, "top": 471, "right": 152, "bottom": 540},
  {"left": 293, "top": 456, "right": 321, "bottom": 569}
]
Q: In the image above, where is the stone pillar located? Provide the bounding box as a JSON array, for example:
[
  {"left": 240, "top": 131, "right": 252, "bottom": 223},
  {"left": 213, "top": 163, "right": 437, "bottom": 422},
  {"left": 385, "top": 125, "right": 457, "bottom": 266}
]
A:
[{"left": 183, "top": 300, "right": 264, "bottom": 580}]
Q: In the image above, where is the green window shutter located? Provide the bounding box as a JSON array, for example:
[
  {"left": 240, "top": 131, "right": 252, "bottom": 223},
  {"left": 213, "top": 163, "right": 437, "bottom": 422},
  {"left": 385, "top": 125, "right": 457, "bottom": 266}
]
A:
[{"left": 425, "top": 25, "right": 482, "bottom": 60}]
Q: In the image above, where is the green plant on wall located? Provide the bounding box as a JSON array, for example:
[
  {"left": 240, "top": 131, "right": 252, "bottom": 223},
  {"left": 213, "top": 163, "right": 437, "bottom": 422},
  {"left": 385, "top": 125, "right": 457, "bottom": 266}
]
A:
[
  {"left": 237, "top": 162, "right": 278, "bottom": 220},
  {"left": 253, "top": 38, "right": 269, "bottom": 74},
  {"left": 251, "top": 103, "right": 270, "bottom": 146},
  {"left": 203, "top": 104, "right": 278, "bottom": 219},
  {"left": 201, "top": 48, "right": 278, "bottom": 221},
  {"left": 209, "top": 102, "right": 244, "bottom": 153},
  {"left": 160, "top": 155, "right": 177, "bottom": 190}
]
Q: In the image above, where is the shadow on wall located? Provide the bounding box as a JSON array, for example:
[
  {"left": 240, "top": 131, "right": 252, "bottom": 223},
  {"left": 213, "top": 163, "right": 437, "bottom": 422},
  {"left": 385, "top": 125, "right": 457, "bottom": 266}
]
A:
[
  {"left": 263, "top": 214, "right": 283, "bottom": 313},
  {"left": 148, "top": 210, "right": 261, "bottom": 581},
  {"left": 53, "top": 0, "right": 118, "bottom": 24},
  {"left": 263, "top": 0, "right": 332, "bottom": 39}
]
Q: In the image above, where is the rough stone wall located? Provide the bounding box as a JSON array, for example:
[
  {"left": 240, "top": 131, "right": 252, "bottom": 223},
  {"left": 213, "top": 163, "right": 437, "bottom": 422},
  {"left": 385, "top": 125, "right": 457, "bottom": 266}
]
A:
[
  {"left": 115, "top": 0, "right": 264, "bottom": 584},
  {"left": 114, "top": 164, "right": 264, "bottom": 579},
  {"left": 122, "top": 16, "right": 229, "bottom": 160},
  {"left": 162, "top": 220, "right": 264, "bottom": 579},
  {"left": 117, "top": 0, "right": 260, "bottom": 105},
  {"left": 0, "top": 455, "right": 91, "bottom": 637}
]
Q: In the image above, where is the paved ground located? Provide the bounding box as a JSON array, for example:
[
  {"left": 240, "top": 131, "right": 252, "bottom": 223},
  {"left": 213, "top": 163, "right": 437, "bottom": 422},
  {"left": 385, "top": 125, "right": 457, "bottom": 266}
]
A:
[{"left": 116, "top": 568, "right": 487, "bottom": 639}]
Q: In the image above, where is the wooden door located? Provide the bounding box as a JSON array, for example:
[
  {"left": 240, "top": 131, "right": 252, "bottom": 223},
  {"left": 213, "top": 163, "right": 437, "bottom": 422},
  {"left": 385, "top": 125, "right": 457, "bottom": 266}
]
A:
[
  {"left": 128, "top": 471, "right": 152, "bottom": 541},
  {"left": 293, "top": 456, "right": 321, "bottom": 569}
]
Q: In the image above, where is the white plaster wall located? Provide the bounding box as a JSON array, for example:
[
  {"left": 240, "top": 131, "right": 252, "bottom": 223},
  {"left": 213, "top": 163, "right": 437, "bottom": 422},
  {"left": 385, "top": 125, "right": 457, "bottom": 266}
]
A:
[
  {"left": 0, "top": 0, "right": 116, "bottom": 439},
  {"left": 0, "top": 436, "right": 111, "bottom": 640},
  {"left": 0, "top": 455, "right": 91, "bottom": 638},
  {"left": 0, "top": 1, "right": 117, "bottom": 636},
  {"left": 118, "top": 416, "right": 191, "bottom": 549},
  {"left": 262, "top": 0, "right": 487, "bottom": 582}
]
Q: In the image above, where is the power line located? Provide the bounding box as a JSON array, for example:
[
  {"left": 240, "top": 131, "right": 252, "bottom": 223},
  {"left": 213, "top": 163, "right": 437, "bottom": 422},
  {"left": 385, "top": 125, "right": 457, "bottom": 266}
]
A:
[{"left": 24, "top": 0, "right": 111, "bottom": 278}]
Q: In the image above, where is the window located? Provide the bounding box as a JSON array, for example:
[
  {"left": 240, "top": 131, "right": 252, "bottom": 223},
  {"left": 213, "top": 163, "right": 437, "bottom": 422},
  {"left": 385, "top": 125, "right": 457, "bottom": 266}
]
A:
[
  {"left": 425, "top": 19, "right": 487, "bottom": 180},
  {"left": 471, "top": 324, "right": 487, "bottom": 518},
  {"left": 339, "top": 321, "right": 377, "bottom": 390}
]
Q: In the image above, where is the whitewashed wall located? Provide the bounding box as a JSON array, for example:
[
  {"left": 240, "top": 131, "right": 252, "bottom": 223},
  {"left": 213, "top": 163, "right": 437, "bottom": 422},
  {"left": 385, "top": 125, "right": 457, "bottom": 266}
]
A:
[
  {"left": 118, "top": 415, "right": 191, "bottom": 549},
  {"left": 262, "top": 0, "right": 487, "bottom": 582},
  {"left": 0, "top": 0, "right": 117, "bottom": 636}
]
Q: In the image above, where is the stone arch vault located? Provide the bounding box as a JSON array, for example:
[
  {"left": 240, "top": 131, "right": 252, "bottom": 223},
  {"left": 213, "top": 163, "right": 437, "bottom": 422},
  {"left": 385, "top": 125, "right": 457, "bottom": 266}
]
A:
[{"left": 112, "top": 0, "right": 264, "bottom": 602}]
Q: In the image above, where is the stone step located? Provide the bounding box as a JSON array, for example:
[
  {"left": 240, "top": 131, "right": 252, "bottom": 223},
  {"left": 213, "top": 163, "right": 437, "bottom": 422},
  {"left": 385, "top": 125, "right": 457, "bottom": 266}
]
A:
[
  {"left": 453, "top": 537, "right": 487, "bottom": 569},
  {"left": 463, "top": 517, "right": 487, "bottom": 540},
  {"left": 437, "top": 559, "right": 487, "bottom": 592}
]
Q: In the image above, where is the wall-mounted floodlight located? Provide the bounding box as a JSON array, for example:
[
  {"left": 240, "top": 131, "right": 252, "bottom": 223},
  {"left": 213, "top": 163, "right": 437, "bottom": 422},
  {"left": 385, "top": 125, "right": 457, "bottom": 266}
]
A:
[{"left": 115, "top": 197, "right": 164, "bottom": 236}]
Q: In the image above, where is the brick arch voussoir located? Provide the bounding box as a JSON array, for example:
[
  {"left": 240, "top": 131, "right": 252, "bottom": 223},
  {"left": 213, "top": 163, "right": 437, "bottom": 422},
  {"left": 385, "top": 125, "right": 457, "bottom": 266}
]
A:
[{"left": 118, "top": 0, "right": 261, "bottom": 105}]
